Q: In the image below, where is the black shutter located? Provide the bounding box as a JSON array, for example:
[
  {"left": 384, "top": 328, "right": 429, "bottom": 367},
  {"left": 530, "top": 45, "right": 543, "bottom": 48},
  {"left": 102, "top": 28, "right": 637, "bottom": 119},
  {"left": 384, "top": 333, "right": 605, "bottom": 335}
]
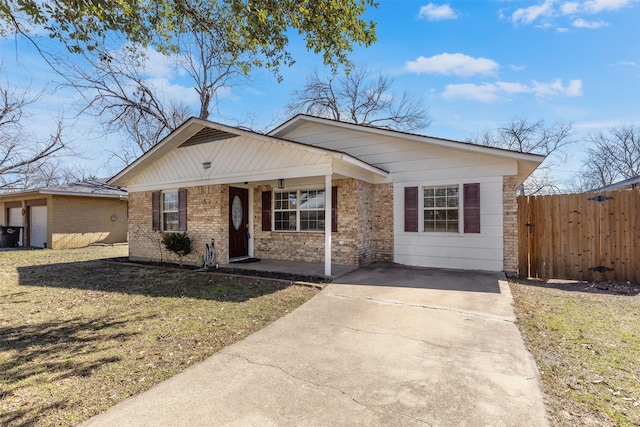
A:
[
  {"left": 463, "top": 183, "right": 480, "bottom": 233},
  {"left": 262, "top": 191, "right": 272, "bottom": 231},
  {"left": 152, "top": 191, "right": 160, "bottom": 231},
  {"left": 178, "top": 188, "right": 187, "bottom": 231},
  {"left": 404, "top": 187, "right": 418, "bottom": 232},
  {"left": 331, "top": 186, "right": 338, "bottom": 232}
]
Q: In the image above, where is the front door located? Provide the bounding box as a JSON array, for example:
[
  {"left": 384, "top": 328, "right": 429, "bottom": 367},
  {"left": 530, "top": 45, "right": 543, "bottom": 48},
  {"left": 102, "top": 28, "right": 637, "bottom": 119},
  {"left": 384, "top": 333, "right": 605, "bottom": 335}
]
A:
[{"left": 229, "top": 187, "right": 249, "bottom": 259}]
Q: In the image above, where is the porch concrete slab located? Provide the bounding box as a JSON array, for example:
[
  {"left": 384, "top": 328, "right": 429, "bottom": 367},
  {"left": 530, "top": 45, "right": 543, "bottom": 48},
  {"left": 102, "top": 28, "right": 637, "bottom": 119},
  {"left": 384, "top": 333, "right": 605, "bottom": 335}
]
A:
[
  {"left": 83, "top": 264, "right": 549, "bottom": 427},
  {"left": 223, "top": 258, "right": 358, "bottom": 279}
]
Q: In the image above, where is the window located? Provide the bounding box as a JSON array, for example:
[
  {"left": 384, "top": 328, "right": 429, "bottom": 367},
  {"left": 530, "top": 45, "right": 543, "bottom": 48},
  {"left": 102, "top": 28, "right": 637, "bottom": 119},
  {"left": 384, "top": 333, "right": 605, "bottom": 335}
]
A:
[
  {"left": 299, "top": 189, "right": 326, "bottom": 231},
  {"left": 152, "top": 189, "right": 186, "bottom": 232},
  {"left": 423, "top": 186, "right": 459, "bottom": 232},
  {"left": 162, "top": 192, "right": 179, "bottom": 231},
  {"left": 274, "top": 189, "right": 326, "bottom": 232},
  {"left": 274, "top": 191, "right": 297, "bottom": 231}
]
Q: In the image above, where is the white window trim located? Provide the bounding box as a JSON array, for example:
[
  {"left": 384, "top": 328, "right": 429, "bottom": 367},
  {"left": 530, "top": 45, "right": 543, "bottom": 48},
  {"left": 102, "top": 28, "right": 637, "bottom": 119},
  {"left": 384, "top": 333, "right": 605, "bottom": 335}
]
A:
[
  {"left": 273, "top": 188, "right": 326, "bottom": 233},
  {"left": 161, "top": 190, "right": 180, "bottom": 232},
  {"left": 420, "top": 184, "right": 463, "bottom": 235}
]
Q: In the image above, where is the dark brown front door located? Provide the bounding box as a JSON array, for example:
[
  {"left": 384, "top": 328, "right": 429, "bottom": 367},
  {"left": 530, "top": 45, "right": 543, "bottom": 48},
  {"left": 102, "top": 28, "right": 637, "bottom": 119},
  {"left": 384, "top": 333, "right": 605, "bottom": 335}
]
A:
[{"left": 229, "top": 187, "right": 249, "bottom": 259}]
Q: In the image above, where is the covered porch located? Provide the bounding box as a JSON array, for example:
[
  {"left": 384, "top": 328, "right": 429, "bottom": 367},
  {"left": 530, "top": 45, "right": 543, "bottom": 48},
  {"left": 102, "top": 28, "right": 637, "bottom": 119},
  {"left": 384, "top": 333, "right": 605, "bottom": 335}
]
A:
[{"left": 110, "top": 118, "right": 389, "bottom": 274}]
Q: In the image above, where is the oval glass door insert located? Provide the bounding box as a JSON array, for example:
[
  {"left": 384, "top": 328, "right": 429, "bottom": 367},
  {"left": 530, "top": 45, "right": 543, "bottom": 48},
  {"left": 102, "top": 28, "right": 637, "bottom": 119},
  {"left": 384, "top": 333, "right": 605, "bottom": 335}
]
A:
[{"left": 232, "top": 195, "right": 243, "bottom": 230}]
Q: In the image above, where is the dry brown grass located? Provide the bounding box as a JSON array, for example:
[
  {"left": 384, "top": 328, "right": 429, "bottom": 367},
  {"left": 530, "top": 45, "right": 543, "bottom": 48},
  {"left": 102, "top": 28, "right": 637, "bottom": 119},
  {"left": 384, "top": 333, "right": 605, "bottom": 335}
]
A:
[
  {"left": 0, "top": 245, "right": 318, "bottom": 426},
  {"left": 510, "top": 279, "right": 640, "bottom": 426}
]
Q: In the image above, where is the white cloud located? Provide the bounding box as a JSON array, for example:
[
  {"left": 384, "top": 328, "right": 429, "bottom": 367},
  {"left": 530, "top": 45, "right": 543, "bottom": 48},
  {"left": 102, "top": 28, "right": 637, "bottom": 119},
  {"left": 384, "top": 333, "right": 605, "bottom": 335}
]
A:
[
  {"left": 514, "top": 0, "right": 630, "bottom": 27},
  {"left": 573, "top": 18, "right": 608, "bottom": 27},
  {"left": 532, "top": 78, "right": 583, "bottom": 97},
  {"left": 443, "top": 83, "right": 504, "bottom": 102},
  {"left": 560, "top": 2, "right": 581, "bottom": 14},
  {"left": 405, "top": 53, "right": 499, "bottom": 77},
  {"left": 512, "top": 0, "right": 555, "bottom": 25},
  {"left": 418, "top": 3, "right": 459, "bottom": 21},
  {"left": 566, "top": 79, "right": 583, "bottom": 96},
  {"left": 144, "top": 77, "right": 200, "bottom": 106},
  {"left": 509, "top": 64, "right": 527, "bottom": 71},
  {"left": 557, "top": 27, "right": 570, "bottom": 32},
  {"left": 140, "top": 48, "right": 182, "bottom": 80},
  {"left": 583, "top": 0, "right": 631, "bottom": 13},
  {"left": 610, "top": 60, "right": 637, "bottom": 66},
  {"left": 443, "top": 79, "right": 583, "bottom": 102}
]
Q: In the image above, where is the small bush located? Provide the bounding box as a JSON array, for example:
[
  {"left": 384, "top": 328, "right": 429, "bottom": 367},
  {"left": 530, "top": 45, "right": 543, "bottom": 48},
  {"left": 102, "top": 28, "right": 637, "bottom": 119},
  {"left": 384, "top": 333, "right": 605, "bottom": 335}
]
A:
[{"left": 162, "top": 232, "right": 192, "bottom": 266}]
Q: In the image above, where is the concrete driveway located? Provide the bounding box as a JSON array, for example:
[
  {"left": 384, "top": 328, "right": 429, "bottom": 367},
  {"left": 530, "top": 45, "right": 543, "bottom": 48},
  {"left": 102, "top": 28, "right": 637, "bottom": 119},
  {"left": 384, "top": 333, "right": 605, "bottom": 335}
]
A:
[{"left": 83, "top": 263, "right": 549, "bottom": 426}]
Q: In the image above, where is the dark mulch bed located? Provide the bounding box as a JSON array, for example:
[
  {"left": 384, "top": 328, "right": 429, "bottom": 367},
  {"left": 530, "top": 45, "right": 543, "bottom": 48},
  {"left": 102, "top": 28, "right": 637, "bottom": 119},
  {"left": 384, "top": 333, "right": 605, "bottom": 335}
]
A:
[{"left": 108, "top": 257, "right": 332, "bottom": 284}]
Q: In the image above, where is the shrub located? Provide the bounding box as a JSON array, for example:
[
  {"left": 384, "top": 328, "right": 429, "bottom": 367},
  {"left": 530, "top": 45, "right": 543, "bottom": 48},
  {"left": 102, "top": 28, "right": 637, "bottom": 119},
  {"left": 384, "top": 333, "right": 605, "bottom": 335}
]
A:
[{"left": 162, "top": 232, "right": 192, "bottom": 267}]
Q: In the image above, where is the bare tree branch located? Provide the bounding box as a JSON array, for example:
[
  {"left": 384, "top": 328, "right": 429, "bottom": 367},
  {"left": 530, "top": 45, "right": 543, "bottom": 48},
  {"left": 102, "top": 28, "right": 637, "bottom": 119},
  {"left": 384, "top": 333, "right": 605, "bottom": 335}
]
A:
[
  {"left": 574, "top": 124, "right": 640, "bottom": 190},
  {"left": 0, "top": 75, "right": 68, "bottom": 190},
  {"left": 287, "top": 64, "right": 431, "bottom": 132},
  {"left": 467, "top": 117, "right": 575, "bottom": 195}
]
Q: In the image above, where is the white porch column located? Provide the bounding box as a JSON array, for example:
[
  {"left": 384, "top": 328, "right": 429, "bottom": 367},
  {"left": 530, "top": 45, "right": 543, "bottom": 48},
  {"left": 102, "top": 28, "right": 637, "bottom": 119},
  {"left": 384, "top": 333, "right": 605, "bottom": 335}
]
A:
[{"left": 324, "top": 174, "right": 332, "bottom": 276}]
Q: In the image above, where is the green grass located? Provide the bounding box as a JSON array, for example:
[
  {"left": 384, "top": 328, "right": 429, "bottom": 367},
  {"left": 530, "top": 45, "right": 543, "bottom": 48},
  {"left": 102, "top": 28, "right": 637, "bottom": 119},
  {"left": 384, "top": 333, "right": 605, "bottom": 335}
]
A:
[
  {"left": 510, "top": 280, "right": 640, "bottom": 426},
  {"left": 0, "top": 246, "right": 319, "bottom": 426}
]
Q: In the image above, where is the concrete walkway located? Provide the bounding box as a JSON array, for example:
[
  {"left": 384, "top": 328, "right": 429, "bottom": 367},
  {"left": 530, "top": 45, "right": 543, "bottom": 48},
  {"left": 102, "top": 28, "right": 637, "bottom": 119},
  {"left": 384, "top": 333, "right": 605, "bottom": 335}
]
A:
[{"left": 83, "top": 264, "right": 549, "bottom": 426}]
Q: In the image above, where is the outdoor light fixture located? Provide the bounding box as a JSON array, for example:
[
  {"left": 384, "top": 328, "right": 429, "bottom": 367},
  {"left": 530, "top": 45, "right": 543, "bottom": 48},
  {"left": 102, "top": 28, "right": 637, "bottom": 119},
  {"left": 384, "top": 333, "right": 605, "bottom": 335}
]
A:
[
  {"left": 202, "top": 161, "right": 211, "bottom": 169},
  {"left": 278, "top": 178, "right": 285, "bottom": 189}
]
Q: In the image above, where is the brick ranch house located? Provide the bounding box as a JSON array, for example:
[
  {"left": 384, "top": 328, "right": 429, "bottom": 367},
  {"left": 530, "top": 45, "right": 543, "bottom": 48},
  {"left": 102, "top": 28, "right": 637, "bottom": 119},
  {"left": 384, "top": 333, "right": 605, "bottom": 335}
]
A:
[
  {"left": 0, "top": 180, "right": 128, "bottom": 249},
  {"left": 109, "top": 115, "right": 543, "bottom": 275}
]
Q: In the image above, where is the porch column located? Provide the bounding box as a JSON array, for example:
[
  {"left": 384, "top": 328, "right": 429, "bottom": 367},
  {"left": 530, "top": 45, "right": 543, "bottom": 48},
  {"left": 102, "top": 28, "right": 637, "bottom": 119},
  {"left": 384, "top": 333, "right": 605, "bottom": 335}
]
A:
[{"left": 324, "top": 174, "right": 332, "bottom": 276}]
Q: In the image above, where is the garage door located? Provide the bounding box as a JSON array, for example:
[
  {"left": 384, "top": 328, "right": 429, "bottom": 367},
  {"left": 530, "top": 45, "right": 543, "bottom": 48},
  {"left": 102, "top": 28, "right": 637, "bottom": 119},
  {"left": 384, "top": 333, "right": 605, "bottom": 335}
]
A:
[
  {"left": 8, "top": 207, "right": 23, "bottom": 246},
  {"left": 30, "top": 206, "right": 47, "bottom": 248}
]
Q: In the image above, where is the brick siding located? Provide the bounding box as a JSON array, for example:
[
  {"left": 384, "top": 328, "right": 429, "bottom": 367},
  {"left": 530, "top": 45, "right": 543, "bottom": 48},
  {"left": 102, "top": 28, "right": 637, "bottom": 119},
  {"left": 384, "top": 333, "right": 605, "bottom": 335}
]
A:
[
  {"left": 373, "top": 183, "right": 394, "bottom": 262},
  {"left": 128, "top": 185, "right": 228, "bottom": 265},
  {"left": 50, "top": 196, "right": 128, "bottom": 248},
  {"left": 129, "top": 180, "right": 396, "bottom": 268},
  {"left": 503, "top": 175, "right": 518, "bottom": 274},
  {"left": 2, "top": 195, "right": 128, "bottom": 249}
]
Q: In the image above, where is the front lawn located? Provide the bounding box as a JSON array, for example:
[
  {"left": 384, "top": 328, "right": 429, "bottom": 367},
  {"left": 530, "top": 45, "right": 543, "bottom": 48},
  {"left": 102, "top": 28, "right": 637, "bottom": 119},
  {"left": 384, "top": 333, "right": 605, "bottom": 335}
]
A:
[
  {"left": 0, "top": 245, "right": 319, "bottom": 426},
  {"left": 510, "top": 280, "right": 640, "bottom": 426}
]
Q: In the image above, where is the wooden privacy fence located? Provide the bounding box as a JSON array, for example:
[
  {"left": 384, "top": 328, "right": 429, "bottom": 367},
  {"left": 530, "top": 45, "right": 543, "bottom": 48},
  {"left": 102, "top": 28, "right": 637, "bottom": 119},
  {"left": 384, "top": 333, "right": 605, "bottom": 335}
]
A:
[{"left": 518, "top": 190, "right": 640, "bottom": 283}]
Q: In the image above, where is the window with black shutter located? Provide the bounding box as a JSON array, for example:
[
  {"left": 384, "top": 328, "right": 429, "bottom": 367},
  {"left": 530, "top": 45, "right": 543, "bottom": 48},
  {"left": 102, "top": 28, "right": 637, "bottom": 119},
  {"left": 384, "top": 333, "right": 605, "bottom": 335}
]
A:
[
  {"left": 404, "top": 187, "right": 418, "bottom": 232},
  {"left": 463, "top": 183, "right": 480, "bottom": 233},
  {"left": 262, "top": 191, "right": 272, "bottom": 231},
  {"left": 178, "top": 188, "right": 187, "bottom": 231}
]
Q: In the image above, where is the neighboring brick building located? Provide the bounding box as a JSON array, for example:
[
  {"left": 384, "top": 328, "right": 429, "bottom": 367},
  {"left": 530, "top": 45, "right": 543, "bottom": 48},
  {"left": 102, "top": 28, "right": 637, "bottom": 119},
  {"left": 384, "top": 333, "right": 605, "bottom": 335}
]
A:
[
  {"left": 0, "top": 180, "right": 128, "bottom": 249},
  {"left": 111, "top": 116, "right": 543, "bottom": 275}
]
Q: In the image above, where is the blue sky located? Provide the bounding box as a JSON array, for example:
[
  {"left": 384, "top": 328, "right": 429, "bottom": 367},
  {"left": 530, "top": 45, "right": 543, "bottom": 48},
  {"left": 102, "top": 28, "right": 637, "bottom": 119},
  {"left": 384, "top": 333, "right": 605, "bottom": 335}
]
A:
[{"left": 2, "top": 0, "right": 639, "bottom": 185}]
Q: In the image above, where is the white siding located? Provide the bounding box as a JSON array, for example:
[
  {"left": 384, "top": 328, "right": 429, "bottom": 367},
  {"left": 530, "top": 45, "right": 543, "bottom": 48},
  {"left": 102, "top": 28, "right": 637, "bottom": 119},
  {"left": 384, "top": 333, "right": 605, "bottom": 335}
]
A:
[
  {"left": 393, "top": 178, "right": 505, "bottom": 271},
  {"left": 279, "top": 122, "right": 517, "bottom": 179},
  {"left": 279, "top": 122, "right": 514, "bottom": 271}
]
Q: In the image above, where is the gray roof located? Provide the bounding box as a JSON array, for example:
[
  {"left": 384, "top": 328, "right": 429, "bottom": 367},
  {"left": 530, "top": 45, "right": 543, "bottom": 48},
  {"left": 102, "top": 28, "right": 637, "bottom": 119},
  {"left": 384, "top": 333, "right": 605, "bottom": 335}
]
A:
[
  {"left": 592, "top": 175, "right": 640, "bottom": 192},
  {"left": 0, "top": 179, "right": 128, "bottom": 199}
]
